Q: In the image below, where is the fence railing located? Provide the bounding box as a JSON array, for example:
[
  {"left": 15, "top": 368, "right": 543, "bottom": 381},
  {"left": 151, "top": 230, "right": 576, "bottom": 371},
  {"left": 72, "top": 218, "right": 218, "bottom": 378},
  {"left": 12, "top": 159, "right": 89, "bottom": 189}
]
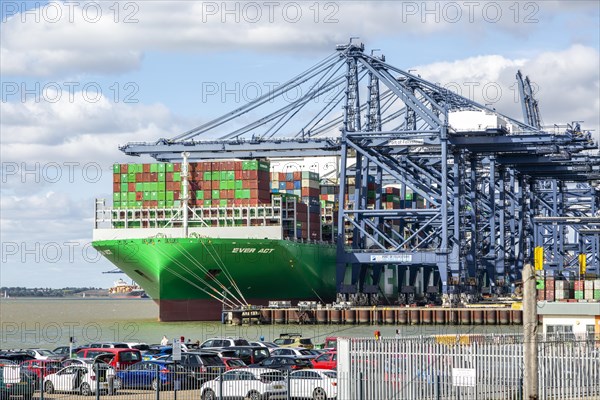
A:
[{"left": 337, "top": 334, "right": 600, "bottom": 400}]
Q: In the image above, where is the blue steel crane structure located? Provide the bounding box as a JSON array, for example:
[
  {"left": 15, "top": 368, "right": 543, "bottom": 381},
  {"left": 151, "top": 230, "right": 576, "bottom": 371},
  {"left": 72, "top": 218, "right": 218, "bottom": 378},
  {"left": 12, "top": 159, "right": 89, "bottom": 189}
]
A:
[{"left": 120, "top": 42, "right": 599, "bottom": 305}]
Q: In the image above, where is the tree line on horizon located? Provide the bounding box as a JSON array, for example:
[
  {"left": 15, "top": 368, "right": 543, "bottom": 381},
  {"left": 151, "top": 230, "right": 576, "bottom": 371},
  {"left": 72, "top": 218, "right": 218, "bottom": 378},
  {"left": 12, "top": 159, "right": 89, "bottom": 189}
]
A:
[{"left": 0, "top": 287, "right": 105, "bottom": 297}]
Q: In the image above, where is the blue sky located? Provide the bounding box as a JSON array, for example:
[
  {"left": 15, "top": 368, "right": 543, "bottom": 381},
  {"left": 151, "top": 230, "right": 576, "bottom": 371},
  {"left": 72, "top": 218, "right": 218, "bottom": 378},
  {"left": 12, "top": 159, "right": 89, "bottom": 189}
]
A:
[{"left": 1, "top": 1, "right": 599, "bottom": 288}]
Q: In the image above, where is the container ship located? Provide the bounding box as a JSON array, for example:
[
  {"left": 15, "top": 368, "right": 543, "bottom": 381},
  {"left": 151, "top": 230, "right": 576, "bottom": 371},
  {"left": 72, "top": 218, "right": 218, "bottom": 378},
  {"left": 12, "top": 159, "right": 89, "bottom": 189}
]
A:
[
  {"left": 93, "top": 159, "right": 345, "bottom": 321},
  {"left": 108, "top": 278, "right": 149, "bottom": 299}
]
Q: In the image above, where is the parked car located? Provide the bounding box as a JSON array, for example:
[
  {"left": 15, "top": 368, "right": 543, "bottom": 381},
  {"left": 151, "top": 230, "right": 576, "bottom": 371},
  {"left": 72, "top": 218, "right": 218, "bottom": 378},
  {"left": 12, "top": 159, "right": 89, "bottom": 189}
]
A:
[
  {"left": 87, "top": 342, "right": 130, "bottom": 349},
  {"left": 52, "top": 346, "right": 74, "bottom": 359},
  {"left": 248, "top": 341, "right": 279, "bottom": 350},
  {"left": 19, "top": 359, "right": 63, "bottom": 385},
  {"left": 43, "top": 360, "right": 120, "bottom": 395},
  {"left": 116, "top": 360, "right": 202, "bottom": 390},
  {"left": 222, "top": 357, "right": 246, "bottom": 371},
  {"left": 249, "top": 355, "right": 313, "bottom": 372},
  {"left": 322, "top": 336, "right": 338, "bottom": 350},
  {"left": 209, "top": 346, "right": 270, "bottom": 365},
  {"left": 0, "top": 364, "right": 35, "bottom": 400},
  {"left": 289, "top": 369, "right": 337, "bottom": 400},
  {"left": 142, "top": 346, "right": 173, "bottom": 361},
  {"left": 198, "top": 338, "right": 249, "bottom": 349},
  {"left": 311, "top": 351, "right": 337, "bottom": 370},
  {"left": 273, "top": 334, "right": 314, "bottom": 349},
  {"left": 75, "top": 348, "right": 142, "bottom": 370},
  {"left": 271, "top": 347, "right": 317, "bottom": 358},
  {"left": 163, "top": 352, "right": 225, "bottom": 383},
  {"left": 199, "top": 368, "right": 286, "bottom": 400},
  {"left": 24, "top": 349, "right": 61, "bottom": 361},
  {"left": 0, "top": 352, "right": 35, "bottom": 363}
]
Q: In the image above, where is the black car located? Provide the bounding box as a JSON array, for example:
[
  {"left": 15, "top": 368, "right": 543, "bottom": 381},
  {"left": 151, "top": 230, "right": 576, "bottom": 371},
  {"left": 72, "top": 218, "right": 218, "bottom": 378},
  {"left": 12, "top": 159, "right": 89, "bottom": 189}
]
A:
[
  {"left": 249, "top": 355, "right": 313, "bottom": 372},
  {"left": 163, "top": 352, "right": 225, "bottom": 383},
  {"left": 0, "top": 365, "right": 35, "bottom": 400},
  {"left": 0, "top": 353, "right": 35, "bottom": 363},
  {"left": 208, "top": 346, "right": 270, "bottom": 365}
]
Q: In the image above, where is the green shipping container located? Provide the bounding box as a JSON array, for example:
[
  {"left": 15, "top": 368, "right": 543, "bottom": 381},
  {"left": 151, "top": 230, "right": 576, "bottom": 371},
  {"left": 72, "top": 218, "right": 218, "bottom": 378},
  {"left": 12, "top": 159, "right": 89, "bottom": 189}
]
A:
[
  {"left": 196, "top": 191, "right": 204, "bottom": 200},
  {"left": 574, "top": 291, "right": 584, "bottom": 300},
  {"left": 120, "top": 183, "right": 128, "bottom": 192},
  {"left": 150, "top": 164, "right": 158, "bottom": 173},
  {"left": 135, "top": 183, "right": 143, "bottom": 191},
  {"left": 234, "top": 190, "right": 243, "bottom": 199},
  {"left": 151, "top": 192, "right": 158, "bottom": 200},
  {"left": 121, "top": 174, "right": 128, "bottom": 183},
  {"left": 204, "top": 172, "right": 211, "bottom": 181},
  {"left": 128, "top": 192, "right": 136, "bottom": 201},
  {"left": 157, "top": 192, "right": 166, "bottom": 201},
  {"left": 166, "top": 163, "right": 174, "bottom": 172},
  {"left": 128, "top": 201, "right": 137, "bottom": 208},
  {"left": 173, "top": 172, "right": 181, "bottom": 182},
  {"left": 226, "top": 181, "right": 234, "bottom": 190},
  {"left": 204, "top": 200, "right": 212, "bottom": 207},
  {"left": 113, "top": 193, "right": 121, "bottom": 201},
  {"left": 235, "top": 180, "right": 243, "bottom": 189},
  {"left": 211, "top": 172, "right": 219, "bottom": 180},
  {"left": 166, "top": 192, "right": 174, "bottom": 201},
  {"left": 150, "top": 182, "right": 158, "bottom": 191},
  {"left": 113, "top": 164, "right": 120, "bottom": 173},
  {"left": 113, "top": 201, "right": 121, "bottom": 208},
  {"left": 158, "top": 172, "right": 166, "bottom": 181},
  {"left": 220, "top": 171, "right": 228, "bottom": 180},
  {"left": 158, "top": 200, "right": 165, "bottom": 208},
  {"left": 120, "top": 191, "right": 128, "bottom": 200},
  {"left": 220, "top": 181, "right": 228, "bottom": 190},
  {"left": 594, "top": 290, "right": 600, "bottom": 300},
  {"left": 212, "top": 190, "right": 220, "bottom": 199},
  {"left": 143, "top": 191, "right": 151, "bottom": 200},
  {"left": 226, "top": 171, "right": 235, "bottom": 180},
  {"left": 243, "top": 189, "right": 251, "bottom": 199},
  {"left": 157, "top": 182, "right": 166, "bottom": 191},
  {"left": 157, "top": 163, "right": 166, "bottom": 172},
  {"left": 220, "top": 199, "right": 228, "bottom": 207}
]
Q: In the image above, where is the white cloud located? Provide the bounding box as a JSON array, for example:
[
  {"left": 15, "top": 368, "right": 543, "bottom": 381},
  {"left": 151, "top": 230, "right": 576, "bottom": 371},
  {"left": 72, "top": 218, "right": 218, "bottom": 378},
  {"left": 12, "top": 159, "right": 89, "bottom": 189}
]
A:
[
  {"left": 412, "top": 45, "right": 600, "bottom": 140},
  {"left": 3, "top": 1, "right": 596, "bottom": 77}
]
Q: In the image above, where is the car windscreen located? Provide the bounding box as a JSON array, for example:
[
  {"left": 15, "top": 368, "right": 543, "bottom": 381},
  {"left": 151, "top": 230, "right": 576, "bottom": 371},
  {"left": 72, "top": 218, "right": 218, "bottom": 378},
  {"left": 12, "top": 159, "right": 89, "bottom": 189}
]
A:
[
  {"left": 299, "top": 350, "right": 313, "bottom": 356},
  {"left": 323, "top": 371, "right": 337, "bottom": 378},
  {"left": 120, "top": 351, "right": 141, "bottom": 362},
  {"left": 233, "top": 339, "right": 249, "bottom": 346},
  {"left": 199, "top": 355, "right": 224, "bottom": 366},
  {"left": 113, "top": 344, "right": 129, "bottom": 349},
  {"left": 299, "top": 339, "right": 312, "bottom": 345},
  {"left": 260, "top": 371, "right": 285, "bottom": 383}
]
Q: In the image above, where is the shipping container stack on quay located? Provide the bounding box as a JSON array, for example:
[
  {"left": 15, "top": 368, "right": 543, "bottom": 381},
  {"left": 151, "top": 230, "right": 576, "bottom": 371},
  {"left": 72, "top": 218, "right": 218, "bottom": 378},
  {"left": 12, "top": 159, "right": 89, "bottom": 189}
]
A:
[{"left": 93, "top": 42, "right": 600, "bottom": 322}]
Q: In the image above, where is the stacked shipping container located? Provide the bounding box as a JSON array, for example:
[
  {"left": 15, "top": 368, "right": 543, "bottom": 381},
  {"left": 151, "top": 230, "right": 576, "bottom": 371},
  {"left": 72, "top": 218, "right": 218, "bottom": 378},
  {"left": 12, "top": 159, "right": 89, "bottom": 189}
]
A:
[
  {"left": 113, "top": 160, "right": 270, "bottom": 209},
  {"left": 536, "top": 277, "right": 600, "bottom": 301}
]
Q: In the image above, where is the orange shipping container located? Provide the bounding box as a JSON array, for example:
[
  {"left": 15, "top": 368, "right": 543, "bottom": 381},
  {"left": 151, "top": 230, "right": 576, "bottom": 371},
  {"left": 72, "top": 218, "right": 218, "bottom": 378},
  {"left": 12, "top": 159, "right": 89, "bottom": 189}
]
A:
[
  {"left": 143, "top": 164, "right": 151, "bottom": 173},
  {"left": 113, "top": 174, "right": 121, "bottom": 183}
]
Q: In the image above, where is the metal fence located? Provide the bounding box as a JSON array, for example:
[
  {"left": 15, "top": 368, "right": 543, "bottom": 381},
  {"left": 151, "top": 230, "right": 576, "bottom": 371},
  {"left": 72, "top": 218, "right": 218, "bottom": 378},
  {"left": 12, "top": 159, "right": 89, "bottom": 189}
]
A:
[{"left": 337, "top": 334, "right": 600, "bottom": 400}]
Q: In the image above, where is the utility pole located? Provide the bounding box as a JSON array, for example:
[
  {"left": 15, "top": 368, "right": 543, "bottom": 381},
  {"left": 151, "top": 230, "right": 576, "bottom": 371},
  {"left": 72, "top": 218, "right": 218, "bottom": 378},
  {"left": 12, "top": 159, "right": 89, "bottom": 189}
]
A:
[{"left": 523, "top": 263, "right": 538, "bottom": 399}]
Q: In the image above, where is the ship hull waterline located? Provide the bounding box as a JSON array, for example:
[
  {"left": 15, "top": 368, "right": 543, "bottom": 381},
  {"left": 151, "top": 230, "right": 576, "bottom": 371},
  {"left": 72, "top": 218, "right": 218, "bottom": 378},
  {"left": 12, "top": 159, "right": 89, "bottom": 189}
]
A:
[{"left": 93, "top": 237, "right": 337, "bottom": 321}]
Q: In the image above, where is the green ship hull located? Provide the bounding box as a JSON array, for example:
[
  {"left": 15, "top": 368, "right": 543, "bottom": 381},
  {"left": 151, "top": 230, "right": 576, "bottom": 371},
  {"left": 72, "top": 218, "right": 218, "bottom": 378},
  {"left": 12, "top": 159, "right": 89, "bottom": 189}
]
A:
[{"left": 93, "top": 237, "right": 337, "bottom": 321}]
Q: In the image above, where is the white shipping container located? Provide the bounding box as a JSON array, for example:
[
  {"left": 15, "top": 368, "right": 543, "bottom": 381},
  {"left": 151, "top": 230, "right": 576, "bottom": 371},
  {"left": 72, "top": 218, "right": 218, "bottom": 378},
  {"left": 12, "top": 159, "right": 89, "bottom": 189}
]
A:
[
  {"left": 584, "top": 290, "right": 594, "bottom": 300},
  {"left": 448, "top": 110, "right": 508, "bottom": 132},
  {"left": 584, "top": 280, "right": 594, "bottom": 290}
]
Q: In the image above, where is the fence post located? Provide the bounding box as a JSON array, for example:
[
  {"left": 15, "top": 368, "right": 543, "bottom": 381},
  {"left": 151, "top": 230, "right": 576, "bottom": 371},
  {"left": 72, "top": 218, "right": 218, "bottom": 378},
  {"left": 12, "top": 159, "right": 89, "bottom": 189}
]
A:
[
  {"left": 286, "top": 370, "right": 291, "bottom": 400},
  {"left": 523, "top": 263, "right": 539, "bottom": 399},
  {"left": 155, "top": 364, "right": 160, "bottom": 400},
  {"left": 219, "top": 369, "right": 223, "bottom": 400},
  {"left": 435, "top": 373, "right": 440, "bottom": 400},
  {"left": 95, "top": 364, "right": 100, "bottom": 400},
  {"left": 40, "top": 372, "right": 44, "bottom": 400},
  {"left": 359, "top": 371, "right": 364, "bottom": 400}
]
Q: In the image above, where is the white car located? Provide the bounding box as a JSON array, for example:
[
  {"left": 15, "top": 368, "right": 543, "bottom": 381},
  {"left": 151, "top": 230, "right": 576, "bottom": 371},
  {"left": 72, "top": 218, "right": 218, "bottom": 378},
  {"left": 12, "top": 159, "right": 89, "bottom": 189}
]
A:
[
  {"left": 289, "top": 369, "right": 337, "bottom": 400},
  {"left": 25, "top": 349, "right": 59, "bottom": 360},
  {"left": 248, "top": 341, "right": 279, "bottom": 350},
  {"left": 270, "top": 347, "right": 316, "bottom": 358},
  {"left": 200, "top": 368, "right": 286, "bottom": 400},
  {"left": 43, "top": 360, "right": 120, "bottom": 395}
]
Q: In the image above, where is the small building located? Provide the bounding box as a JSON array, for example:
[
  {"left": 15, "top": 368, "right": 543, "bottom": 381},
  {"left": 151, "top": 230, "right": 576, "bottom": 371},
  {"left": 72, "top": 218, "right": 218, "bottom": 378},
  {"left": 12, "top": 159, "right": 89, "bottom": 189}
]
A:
[{"left": 537, "top": 302, "right": 600, "bottom": 339}]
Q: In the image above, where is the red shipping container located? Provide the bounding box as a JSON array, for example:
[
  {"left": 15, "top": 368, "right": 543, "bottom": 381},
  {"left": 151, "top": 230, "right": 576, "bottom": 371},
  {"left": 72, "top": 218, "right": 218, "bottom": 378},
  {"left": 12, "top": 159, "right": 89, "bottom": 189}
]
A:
[
  {"left": 113, "top": 183, "right": 120, "bottom": 192},
  {"left": 286, "top": 182, "right": 294, "bottom": 190},
  {"left": 574, "top": 281, "right": 584, "bottom": 290},
  {"left": 293, "top": 171, "right": 301, "bottom": 180},
  {"left": 249, "top": 199, "right": 259, "bottom": 206},
  {"left": 113, "top": 174, "right": 121, "bottom": 183},
  {"left": 234, "top": 161, "right": 242, "bottom": 171},
  {"left": 235, "top": 170, "right": 243, "bottom": 180},
  {"left": 211, "top": 162, "right": 221, "bottom": 171},
  {"left": 136, "top": 192, "right": 143, "bottom": 201},
  {"left": 136, "top": 173, "right": 143, "bottom": 182},
  {"left": 148, "top": 172, "right": 156, "bottom": 181},
  {"left": 212, "top": 200, "right": 220, "bottom": 206},
  {"left": 128, "top": 183, "right": 135, "bottom": 191},
  {"left": 174, "top": 191, "right": 180, "bottom": 200},
  {"left": 545, "top": 289, "right": 555, "bottom": 301},
  {"left": 173, "top": 163, "right": 181, "bottom": 172},
  {"left": 250, "top": 189, "right": 258, "bottom": 198},
  {"left": 121, "top": 164, "right": 128, "bottom": 173},
  {"left": 143, "top": 200, "right": 151, "bottom": 208},
  {"left": 537, "top": 290, "right": 545, "bottom": 301},
  {"left": 142, "top": 173, "right": 150, "bottom": 181},
  {"left": 278, "top": 172, "right": 286, "bottom": 181},
  {"left": 150, "top": 200, "right": 158, "bottom": 207},
  {"left": 243, "top": 170, "right": 258, "bottom": 180},
  {"left": 143, "top": 164, "right": 151, "bottom": 173}
]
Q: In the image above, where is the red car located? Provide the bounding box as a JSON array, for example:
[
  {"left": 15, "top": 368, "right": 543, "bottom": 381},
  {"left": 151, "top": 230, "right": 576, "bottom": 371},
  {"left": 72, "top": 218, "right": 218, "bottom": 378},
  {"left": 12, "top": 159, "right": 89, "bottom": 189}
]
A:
[
  {"left": 221, "top": 357, "right": 246, "bottom": 371},
  {"left": 311, "top": 351, "right": 337, "bottom": 370},
  {"left": 20, "top": 359, "right": 63, "bottom": 379}
]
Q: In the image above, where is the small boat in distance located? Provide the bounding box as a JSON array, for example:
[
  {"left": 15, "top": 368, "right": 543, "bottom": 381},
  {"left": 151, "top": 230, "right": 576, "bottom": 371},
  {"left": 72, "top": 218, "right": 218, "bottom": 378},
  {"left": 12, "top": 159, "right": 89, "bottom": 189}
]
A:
[{"left": 108, "top": 278, "right": 149, "bottom": 299}]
